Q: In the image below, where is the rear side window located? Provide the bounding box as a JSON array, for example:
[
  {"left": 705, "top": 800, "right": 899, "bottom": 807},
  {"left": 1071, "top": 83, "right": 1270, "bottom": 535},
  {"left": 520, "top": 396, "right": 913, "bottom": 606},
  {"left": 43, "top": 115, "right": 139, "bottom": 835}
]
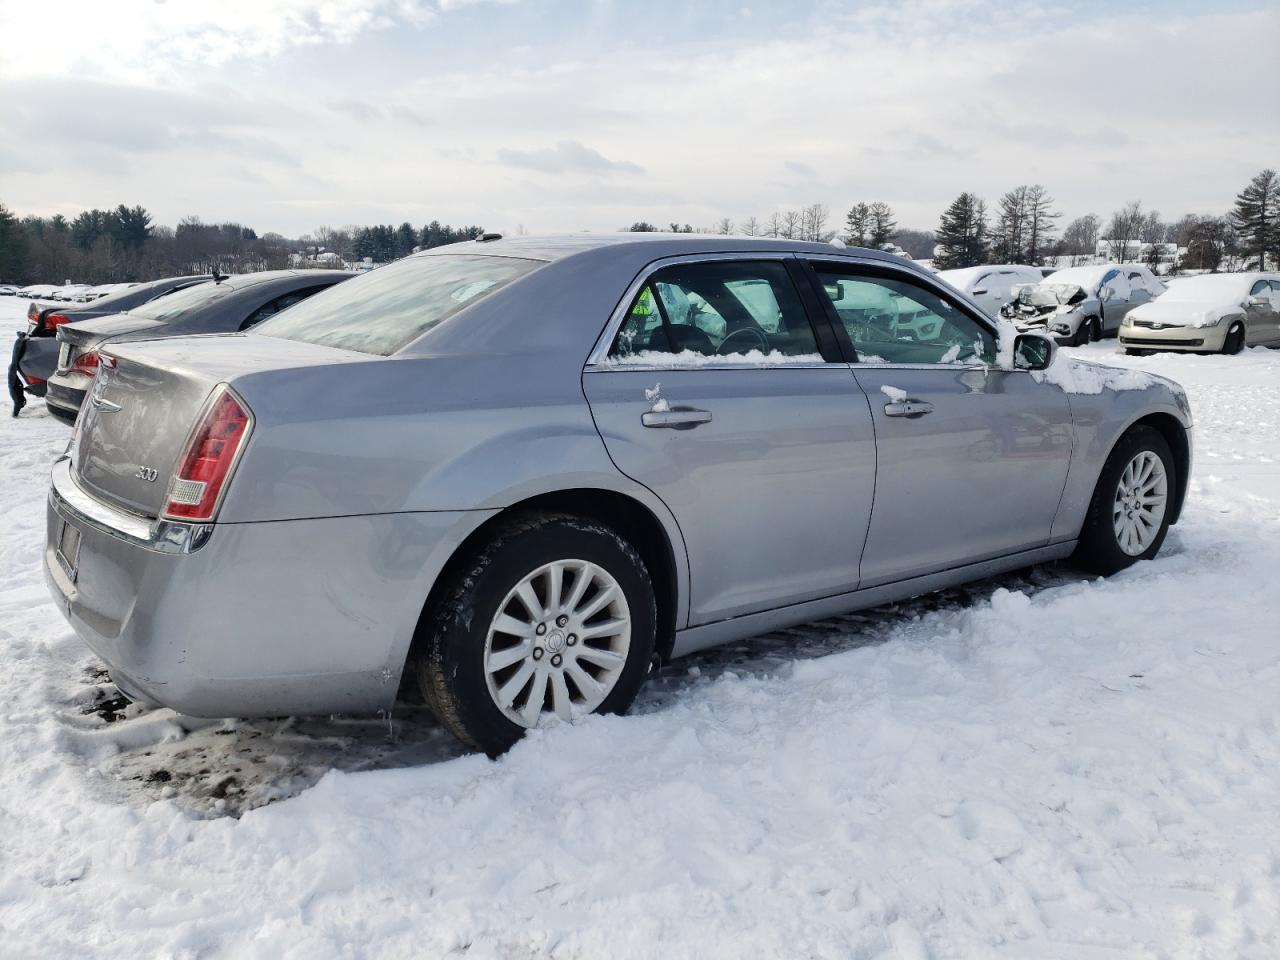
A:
[
  {"left": 130, "top": 282, "right": 233, "bottom": 322},
  {"left": 610, "top": 261, "right": 821, "bottom": 361},
  {"left": 239, "top": 285, "right": 334, "bottom": 330},
  {"left": 255, "top": 255, "right": 540, "bottom": 356}
]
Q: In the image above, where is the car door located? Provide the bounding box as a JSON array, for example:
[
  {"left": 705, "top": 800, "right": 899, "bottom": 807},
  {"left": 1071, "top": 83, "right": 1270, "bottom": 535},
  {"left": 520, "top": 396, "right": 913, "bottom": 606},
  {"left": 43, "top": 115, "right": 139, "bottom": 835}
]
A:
[
  {"left": 1098, "top": 270, "right": 1132, "bottom": 333},
  {"left": 967, "top": 272, "right": 1001, "bottom": 316},
  {"left": 805, "top": 259, "right": 1074, "bottom": 588},
  {"left": 582, "top": 256, "right": 877, "bottom": 626},
  {"left": 1246, "top": 279, "right": 1280, "bottom": 344}
]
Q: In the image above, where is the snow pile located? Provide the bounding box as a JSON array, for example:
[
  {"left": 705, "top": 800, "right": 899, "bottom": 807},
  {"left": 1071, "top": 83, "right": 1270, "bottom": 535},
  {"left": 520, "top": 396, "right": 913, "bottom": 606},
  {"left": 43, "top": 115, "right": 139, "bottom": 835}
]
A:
[
  {"left": 1033, "top": 356, "right": 1162, "bottom": 394},
  {"left": 1, "top": 292, "right": 1279, "bottom": 958}
]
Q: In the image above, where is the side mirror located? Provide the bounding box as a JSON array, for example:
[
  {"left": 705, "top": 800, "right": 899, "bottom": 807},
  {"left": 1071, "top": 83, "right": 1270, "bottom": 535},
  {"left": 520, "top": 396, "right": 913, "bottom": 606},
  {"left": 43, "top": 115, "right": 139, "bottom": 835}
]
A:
[
  {"left": 1247, "top": 295, "right": 1269, "bottom": 307},
  {"left": 1098, "top": 287, "right": 1113, "bottom": 302},
  {"left": 1013, "top": 332, "right": 1057, "bottom": 371}
]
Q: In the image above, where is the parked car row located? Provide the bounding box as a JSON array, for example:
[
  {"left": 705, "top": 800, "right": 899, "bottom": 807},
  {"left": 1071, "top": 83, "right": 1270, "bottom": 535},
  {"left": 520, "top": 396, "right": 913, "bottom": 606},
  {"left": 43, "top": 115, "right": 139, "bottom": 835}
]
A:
[
  {"left": 37, "top": 234, "right": 1194, "bottom": 755},
  {"left": 0, "top": 282, "right": 138, "bottom": 302},
  {"left": 9, "top": 270, "right": 352, "bottom": 418}
]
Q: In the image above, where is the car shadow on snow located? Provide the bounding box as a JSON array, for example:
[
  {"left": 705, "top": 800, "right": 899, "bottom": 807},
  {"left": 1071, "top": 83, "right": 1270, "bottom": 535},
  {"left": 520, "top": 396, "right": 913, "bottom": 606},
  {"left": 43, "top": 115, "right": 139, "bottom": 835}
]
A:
[{"left": 62, "top": 561, "right": 1084, "bottom": 817}]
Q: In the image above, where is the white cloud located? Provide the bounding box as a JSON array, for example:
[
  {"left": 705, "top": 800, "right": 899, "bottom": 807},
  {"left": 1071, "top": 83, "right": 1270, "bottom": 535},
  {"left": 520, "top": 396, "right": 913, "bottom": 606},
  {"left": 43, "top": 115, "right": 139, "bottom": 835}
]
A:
[{"left": 497, "top": 140, "right": 643, "bottom": 175}]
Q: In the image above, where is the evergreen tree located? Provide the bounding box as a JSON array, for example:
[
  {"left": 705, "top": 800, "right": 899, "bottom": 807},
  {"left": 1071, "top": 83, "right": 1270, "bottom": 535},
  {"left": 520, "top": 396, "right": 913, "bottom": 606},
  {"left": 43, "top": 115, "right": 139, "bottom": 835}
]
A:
[
  {"left": 1231, "top": 169, "right": 1279, "bottom": 270},
  {"left": 934, "top": 193, "right": 989, "bottom": 269},
  {"left": 867, "top": 202, "right": 896, "bottom": 249},
  {"left": 844, "top": 202, "right": 871, "bottom": 246},
  {"left": 0, "top": 202, "right": 27, "bottom": 280},
  {"left": 395, "top": 221, "right": 418, "bottom": 257}
]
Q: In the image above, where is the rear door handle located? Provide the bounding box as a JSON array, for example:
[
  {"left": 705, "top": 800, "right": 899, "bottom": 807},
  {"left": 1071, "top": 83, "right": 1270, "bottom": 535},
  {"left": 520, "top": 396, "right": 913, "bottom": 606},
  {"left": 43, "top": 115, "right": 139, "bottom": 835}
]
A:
[
  {"left": 883, "top": 400, "right": 934, "bottom": 418},
  {"left": 641, "top": 407, "right": 713, "bottom": 429}
]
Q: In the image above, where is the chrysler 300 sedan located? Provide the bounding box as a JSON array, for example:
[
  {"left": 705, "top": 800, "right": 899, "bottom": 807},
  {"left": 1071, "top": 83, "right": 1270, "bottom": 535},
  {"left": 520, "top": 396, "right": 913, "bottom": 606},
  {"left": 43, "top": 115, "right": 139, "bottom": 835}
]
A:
[{"left": 45, "top": 235, "right": 1193, "bottom": 755}]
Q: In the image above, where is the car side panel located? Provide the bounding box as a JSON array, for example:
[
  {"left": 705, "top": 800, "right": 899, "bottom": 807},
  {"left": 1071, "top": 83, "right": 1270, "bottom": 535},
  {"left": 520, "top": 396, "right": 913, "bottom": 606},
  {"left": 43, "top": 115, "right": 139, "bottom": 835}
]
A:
[{"left": 1049, "top": 384, "right": 1192, "bottom": 542}]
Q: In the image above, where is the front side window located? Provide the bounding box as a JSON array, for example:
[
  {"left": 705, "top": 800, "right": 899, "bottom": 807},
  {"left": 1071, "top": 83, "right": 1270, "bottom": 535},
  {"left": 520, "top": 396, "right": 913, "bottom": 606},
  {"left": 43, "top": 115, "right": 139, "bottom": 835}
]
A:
[
  {"left": 610, "top": 261, "right": 821, "bottom": 361},
  {"left": 812, "top": 266, "right": 995, "bottom": 365},
  {"left": 255, "top": 254, "right": 541, "bottom": 356}
]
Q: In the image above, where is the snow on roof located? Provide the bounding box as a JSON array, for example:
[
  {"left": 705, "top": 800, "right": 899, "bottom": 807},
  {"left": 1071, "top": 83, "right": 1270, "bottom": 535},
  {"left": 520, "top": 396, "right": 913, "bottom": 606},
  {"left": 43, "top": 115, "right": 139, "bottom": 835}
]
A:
[
  {"left": 1160, "top": 273, "right": 1277, "bottom": 302},
  {"left": 937, "top": 265, "right": 1039, "bottom": 291},
  {"left": 1042, "top": 264, "right": 1127, "bottom": 289}
]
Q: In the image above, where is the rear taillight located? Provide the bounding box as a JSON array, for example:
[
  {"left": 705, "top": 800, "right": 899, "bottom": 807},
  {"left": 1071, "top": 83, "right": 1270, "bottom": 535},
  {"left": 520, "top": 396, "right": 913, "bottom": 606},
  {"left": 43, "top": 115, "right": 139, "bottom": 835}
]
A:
[
  {"left": 163, "top": 387, "right": 253, "bottom": 522},
  {"left": 71, "top": 350, "right": 99, "bottom": 376},
  {"left": 45, "top": 313, "right": 72, "bottom": 330}
]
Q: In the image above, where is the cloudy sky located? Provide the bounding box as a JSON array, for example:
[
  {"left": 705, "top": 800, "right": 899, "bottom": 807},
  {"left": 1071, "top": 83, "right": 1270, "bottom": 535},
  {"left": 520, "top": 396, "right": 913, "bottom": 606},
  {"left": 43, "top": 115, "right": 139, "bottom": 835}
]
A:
[{"left": 1, "top": 0, "right": 1276, "bottom": 238}]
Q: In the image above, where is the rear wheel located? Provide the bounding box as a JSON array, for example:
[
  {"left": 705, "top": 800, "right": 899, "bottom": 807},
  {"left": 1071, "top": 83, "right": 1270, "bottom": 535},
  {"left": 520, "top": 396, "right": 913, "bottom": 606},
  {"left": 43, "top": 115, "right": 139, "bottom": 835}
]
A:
[
  {"left": 1221, "top": 322, "right": 1245, "bottom": 355},
  {"left": 415, "top": 513, "right": 656, "bottom": 756},
  {"left": 1071, "top": 425, "right": 1174, "bottom": 576}
]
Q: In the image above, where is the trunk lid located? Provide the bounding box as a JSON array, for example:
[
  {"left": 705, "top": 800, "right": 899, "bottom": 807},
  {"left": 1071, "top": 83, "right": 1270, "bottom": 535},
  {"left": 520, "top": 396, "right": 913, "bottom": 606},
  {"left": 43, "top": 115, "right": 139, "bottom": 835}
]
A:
[{"left": 70, "top": 332, "right": 365, "bottom": 519}]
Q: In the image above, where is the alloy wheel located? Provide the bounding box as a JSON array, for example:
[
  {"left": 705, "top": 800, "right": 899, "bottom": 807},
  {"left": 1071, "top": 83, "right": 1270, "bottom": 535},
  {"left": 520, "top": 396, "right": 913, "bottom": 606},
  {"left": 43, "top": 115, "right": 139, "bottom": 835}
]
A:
[
  {"left": 483, "top": 559, "right": 632, "bottom": 727},
  {"left": 1112, "top": 450, "right": 1168, "bottom": 556}
]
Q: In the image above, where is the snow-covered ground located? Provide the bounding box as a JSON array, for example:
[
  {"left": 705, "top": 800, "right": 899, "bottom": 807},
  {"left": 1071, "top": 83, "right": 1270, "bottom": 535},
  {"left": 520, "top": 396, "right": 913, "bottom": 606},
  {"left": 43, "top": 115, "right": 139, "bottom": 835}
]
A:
[{"left": 2, "top": 294, "right": 1278, "bottom": 958}]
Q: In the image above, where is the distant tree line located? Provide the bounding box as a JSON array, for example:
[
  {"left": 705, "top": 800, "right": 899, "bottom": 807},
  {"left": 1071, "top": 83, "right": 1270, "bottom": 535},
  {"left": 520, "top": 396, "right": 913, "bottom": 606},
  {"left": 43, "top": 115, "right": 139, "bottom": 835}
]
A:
[
  {"left": 4, "top": 168, "right": 1274, "bottom": 283},
  {"left": 0, "top": 204, "right": 487, "bottom": 283}
]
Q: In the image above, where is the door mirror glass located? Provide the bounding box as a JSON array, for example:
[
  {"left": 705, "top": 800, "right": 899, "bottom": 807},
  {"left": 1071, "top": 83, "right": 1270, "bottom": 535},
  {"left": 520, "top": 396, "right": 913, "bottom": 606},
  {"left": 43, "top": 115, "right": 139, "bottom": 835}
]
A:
[
  {"left": 1247, "top": 295, "right": 1268, "bottom": 307},
  {"left": 1013, "top": 333, "right": 1056, "bottom": 371}
]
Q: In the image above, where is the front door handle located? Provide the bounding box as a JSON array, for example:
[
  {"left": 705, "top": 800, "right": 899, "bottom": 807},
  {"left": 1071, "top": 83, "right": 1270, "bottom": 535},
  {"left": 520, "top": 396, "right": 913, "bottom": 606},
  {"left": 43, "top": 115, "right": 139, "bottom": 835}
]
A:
[
  {"left": 641, "top": 407, "right": 713, "bottom": 429},
  {"left": 883, "top": 400, "right": 934, "bottom": 418}
]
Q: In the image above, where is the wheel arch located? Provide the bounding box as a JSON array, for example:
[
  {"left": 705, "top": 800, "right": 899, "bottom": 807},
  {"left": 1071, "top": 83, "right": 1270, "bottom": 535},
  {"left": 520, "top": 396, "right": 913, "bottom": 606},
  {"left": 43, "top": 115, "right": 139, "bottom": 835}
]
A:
[
  {"left": 402, "top": 488, "right": 684, "bottom": 700},
  {"left": 1123, "top": 412, "right": 1190, "bottom": 525}
]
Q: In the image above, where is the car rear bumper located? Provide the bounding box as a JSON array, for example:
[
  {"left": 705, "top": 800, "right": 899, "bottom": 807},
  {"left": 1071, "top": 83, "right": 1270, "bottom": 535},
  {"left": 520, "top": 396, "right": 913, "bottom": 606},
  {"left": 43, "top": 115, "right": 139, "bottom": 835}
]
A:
[
  {"left": 45, "top": 456, "right": 498, "bottom": 718},
  {"left": 45, "top": 372, "right": 90, "bottom": 422}
]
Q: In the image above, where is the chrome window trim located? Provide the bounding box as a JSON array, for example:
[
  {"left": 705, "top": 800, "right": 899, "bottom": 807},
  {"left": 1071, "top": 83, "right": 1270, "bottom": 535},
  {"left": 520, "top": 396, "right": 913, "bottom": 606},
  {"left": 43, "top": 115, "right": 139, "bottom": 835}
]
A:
[{"left": 584, "top": 252, "right": 842, "bottom": 370}]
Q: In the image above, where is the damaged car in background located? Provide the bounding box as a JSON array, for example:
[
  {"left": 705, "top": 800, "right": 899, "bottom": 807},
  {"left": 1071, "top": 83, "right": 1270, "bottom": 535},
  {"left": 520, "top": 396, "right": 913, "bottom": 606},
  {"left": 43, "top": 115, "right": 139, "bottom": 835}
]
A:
[
  {"left": 1002, "top": 264, "right": 1166, "bottom": 346},
  {"left": 45, "top": 234, "right": 1192, "bottom": 757},
  {"left": 9, "top": 275, "right": 211, "bottom": 416}
]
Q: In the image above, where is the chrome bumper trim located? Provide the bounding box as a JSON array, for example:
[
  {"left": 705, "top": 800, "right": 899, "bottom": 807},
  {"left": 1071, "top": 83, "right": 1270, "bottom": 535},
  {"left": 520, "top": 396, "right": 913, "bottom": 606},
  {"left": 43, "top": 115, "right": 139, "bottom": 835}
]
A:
[{"left": 49, "top": 457, "right": 212, "bottom": 554}]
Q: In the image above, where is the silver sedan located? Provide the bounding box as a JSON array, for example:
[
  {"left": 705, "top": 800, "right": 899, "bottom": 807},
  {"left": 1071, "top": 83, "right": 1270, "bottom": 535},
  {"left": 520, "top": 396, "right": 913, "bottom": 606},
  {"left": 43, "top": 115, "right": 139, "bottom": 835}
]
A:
[{"left": 45, "top": 235, "right": 1193, "bottom": 755}]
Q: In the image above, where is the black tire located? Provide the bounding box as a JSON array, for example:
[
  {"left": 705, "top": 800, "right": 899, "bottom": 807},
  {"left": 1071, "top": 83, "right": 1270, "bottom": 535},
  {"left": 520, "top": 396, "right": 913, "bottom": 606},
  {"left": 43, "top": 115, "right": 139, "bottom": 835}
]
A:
[
  {"left": 1221, "top": 322, "right": 1245, "bottom": 355},
  {"left": 1124, "top": 348, "right": 1150, "bottom": 357},
  {"left": 1070, "top": 317, "right": 1095, "bottom": 347},
  {"left": 415, "top": 512, "right": 657, "bottom": 756},
  {"left": 1071, "top": 425, "right": 1175, "bottom": 576}
]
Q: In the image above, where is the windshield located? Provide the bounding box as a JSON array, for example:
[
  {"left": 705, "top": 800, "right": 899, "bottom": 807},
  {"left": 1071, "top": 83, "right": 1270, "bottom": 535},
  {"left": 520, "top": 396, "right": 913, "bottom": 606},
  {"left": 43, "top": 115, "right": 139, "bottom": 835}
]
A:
[
  {"left": 130, "top": 281, "right": 234, "bottom": 322},
  {"left": 1161, "top": 276, "right": 1246, "bottom": 301},
  {"left": 254, "top": 254, "right": 542, "bottom": 356}
]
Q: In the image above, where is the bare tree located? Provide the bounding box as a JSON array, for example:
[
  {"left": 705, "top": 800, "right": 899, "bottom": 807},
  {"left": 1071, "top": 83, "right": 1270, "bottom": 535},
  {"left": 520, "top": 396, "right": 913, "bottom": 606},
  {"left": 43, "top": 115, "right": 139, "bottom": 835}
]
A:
[
  {"left": 1061, "top": 213, "right": 1101, "bottom": 265},
  {"left": 802, "top": 203, "right": 830, "bottom": 241},
  {"left": 766, "top": 212, "right": 782, "bottom": 238},
  {"left": 1106, "top": 201, "right": 1144, "bottom": 262},
  {"left": 1024, "top": 185, "right": 1060, "bottom": 265},
  {"left": 781, "top": 210, "right": 801, "bottom": 240},
  {"left": 715, "top": 217, "right": 734, "bottom": 235},
  {"left": 740, "top": 216, "right": 760, "bottom": 237}
]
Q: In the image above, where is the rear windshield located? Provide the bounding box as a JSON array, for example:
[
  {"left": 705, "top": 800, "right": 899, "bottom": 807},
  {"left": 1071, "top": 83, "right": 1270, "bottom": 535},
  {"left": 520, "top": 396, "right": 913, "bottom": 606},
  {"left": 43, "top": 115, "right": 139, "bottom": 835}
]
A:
[
  {"left": 253, "top": 254, "right": 542, "bottom": 356},
  {"left": 130, "top": 281, "right": 235, "bottom": 322}
]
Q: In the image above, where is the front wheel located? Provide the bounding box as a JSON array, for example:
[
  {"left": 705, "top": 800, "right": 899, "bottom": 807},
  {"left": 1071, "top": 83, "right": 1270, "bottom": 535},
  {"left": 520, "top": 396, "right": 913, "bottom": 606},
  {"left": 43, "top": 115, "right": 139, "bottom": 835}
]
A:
[
  {"left": 415, "top": 513, "right": 656, "bottom": 756},
  {"left": 1221, "top": 322, "right": 1245, "bottom": 355},
  {"left": 1071, "top": 425, "right": 1175, "bottom": 576}
]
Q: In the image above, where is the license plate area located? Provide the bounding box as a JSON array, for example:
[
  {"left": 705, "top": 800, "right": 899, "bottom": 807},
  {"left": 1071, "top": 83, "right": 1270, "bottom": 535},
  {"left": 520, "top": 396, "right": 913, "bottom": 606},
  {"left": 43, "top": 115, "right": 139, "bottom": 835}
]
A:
[
  {"left": 58, "top": 342, "right": 71, "bottom": 370},
  {"left": 56, "top": 520, "right": 82, "bottom": 581}
]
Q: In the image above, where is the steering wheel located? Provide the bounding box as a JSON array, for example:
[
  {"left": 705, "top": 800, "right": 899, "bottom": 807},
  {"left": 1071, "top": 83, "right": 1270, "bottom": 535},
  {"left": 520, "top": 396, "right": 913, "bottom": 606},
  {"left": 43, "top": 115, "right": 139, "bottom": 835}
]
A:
[{"left": 716, "top": 326, "right": 771, "bottom": 356}]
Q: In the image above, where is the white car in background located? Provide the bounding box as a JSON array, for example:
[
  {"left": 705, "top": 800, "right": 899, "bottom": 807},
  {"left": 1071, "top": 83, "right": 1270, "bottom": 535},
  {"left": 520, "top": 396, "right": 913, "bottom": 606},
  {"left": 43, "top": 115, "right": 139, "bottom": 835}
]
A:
[
  {"left": 936, "top": 264, "right": 1044, "bottom": 317},
  {"left": 1120, "top": 272, "right": 1280, "bottom": 354},
  {"left": 0, "top": 285, "right": 18, "bottom": 296}
]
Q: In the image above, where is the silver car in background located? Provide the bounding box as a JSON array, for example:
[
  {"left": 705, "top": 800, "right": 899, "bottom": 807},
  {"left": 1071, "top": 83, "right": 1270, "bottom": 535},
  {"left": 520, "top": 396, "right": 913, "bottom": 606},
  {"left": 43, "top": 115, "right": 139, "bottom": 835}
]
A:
[
  {"left": 45, "top": 235, "right": 1192, "bottom": 755},
  {"left": 1003, "top": 263, "right": 1167, "bottom": 345}
]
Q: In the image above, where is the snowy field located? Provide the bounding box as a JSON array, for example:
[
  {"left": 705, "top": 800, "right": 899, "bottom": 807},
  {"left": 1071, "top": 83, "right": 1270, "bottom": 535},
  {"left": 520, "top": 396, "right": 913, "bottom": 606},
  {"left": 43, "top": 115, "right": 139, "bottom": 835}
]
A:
[{"left": 1, "top": 293, "right": 1278, "bottom": 959}]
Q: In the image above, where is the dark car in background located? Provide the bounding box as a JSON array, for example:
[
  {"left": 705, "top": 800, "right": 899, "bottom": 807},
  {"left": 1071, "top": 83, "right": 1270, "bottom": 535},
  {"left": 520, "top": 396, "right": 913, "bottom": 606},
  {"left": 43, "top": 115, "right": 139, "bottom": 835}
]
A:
[
  {"left": 46, "top": 269, "right": 354, "bottom": 424},
  {"left": 9, "top": 275, "right": 212, "bottom": 415}
]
